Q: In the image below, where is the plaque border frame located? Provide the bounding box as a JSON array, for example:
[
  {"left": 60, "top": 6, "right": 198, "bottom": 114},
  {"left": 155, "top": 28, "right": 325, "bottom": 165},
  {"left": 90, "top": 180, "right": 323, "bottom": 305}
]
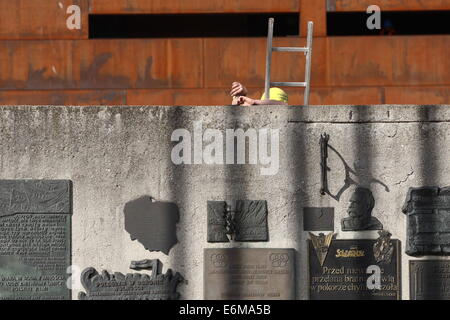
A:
[
  {"left": 203, "top": 248, "right": 296, "bottom": 300},
  {"left": 0, "top": 179, "right": 73, "bottom": 300},
  {"left": 409, "top": 259, "right": 450, "bottom": 300},
  {"left": 307, "top": 239, "right": 402, "bottom": 300}
]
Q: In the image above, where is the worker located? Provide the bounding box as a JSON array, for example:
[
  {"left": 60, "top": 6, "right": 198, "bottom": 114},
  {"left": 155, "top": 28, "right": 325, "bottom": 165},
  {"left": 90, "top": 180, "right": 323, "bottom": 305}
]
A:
[{"left": 230, "top": 82, "right": 288, "bottom": 106}]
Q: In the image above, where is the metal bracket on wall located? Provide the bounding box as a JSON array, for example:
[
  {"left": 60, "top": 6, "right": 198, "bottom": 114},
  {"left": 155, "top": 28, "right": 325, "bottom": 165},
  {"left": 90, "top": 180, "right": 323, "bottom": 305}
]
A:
[{"left": 320, "top": 133, "right": 330, "bottom": 195}]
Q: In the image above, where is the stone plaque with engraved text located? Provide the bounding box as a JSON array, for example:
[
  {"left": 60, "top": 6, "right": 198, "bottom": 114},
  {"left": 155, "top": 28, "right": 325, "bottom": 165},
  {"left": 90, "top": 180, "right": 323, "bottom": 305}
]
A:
[
  {"left": 204, "top": 248, "right": 295, "bottom": 300},
  {"left": 0, "top": 180, "right": 72, "bottom": 300}
]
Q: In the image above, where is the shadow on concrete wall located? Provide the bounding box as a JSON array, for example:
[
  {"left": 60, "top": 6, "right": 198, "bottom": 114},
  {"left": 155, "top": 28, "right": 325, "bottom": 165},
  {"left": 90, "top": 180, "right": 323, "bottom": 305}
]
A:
[
  {"left": 326, "top": 143, "right": 389, "bottom": 201},
  {"left": 418, "top": 106, "right": 439, "bottom": 186},
  {"left": 222, "top": 106, "right": 249, "bottom": 299},
  {"left": 165, "top": 106, "right": 189, "bottom": 298},
  {"left": 288, "top": 106, "right": 307, "bottom": 299},
  {"left": 415, "top": 106, "right": 439, "bottom": 300}
]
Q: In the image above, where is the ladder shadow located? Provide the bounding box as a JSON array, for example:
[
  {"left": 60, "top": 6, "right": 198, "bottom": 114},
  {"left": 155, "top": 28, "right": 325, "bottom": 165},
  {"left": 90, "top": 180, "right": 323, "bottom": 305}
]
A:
[{"left": 324, "top": 143, "right": 390, "bottom": 202}]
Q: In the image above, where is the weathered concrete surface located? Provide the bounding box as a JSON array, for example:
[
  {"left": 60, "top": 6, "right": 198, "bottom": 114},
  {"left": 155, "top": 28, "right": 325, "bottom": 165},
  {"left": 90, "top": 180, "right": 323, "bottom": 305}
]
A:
[{"left": 0, "top": 104, "right": 450, "bottom": 299}]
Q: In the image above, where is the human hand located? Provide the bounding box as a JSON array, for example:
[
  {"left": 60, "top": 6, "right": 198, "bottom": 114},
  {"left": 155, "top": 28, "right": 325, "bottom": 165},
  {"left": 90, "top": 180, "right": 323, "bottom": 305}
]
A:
[
  {"left": 237, "top": 96, "right": 255, "bottom": 106},
  {"left": 232, "top": 96, "right": 241, "bottom": 105},
  {"left": 230, "top": 82, "right": 248, "bottom": 97}
]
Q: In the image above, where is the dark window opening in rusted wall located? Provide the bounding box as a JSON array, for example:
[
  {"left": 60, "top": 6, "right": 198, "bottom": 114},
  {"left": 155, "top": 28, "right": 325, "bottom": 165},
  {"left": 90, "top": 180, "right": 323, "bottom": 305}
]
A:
[
  {"left": 89, "top": 13, "right": 299, "bottom": 38},
  {"left": 327, "top": 10, "right": 450, "bottom": 36}
]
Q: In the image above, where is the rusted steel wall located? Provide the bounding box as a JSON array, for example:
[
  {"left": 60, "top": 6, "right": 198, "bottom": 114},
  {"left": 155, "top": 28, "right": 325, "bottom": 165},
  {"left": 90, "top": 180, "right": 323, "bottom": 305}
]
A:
[
  {"left": 89, "top": 0, "right": 300, "bottom": 14},
  {"left": 0, "top": 90, "right": 127, "bottom": 105},
  {"left": 203, "top": 36, "right": 450, "bottom": 87},
  {"left": 125, "top": 87, "right": 384, "bottom": 106},
  {"left": 328, "top": 0, "right": 450, "bottom": 11},
  {"left": 0, "top": 39, "right": 203, "bottom": 90},
  {"left": 300, "top": 0, "right": 326, "bottom": 36},
  {"left": 0, "top": 0, "right": 88, "bottom": 39},
  {"left": 0, "top": 0, "right": 449, "bottom": 105},
  {"left": 1, "top": 86, "right": 448, "bottom": 106}
]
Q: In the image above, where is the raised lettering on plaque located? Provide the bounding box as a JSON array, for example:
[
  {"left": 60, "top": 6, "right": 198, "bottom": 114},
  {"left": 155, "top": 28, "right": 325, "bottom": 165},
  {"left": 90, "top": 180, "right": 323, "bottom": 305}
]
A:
[
  {"left": 0, "top": 180, "right": 72, "bottom": 300},
  {"left": 204, "top": 248, "right": 295, "bottom": 300},
  {"left": 410, "top": 260, "right": 450, "bottom": 300},
  {"left": 78, "top": 259, "right": 184, "bottom": 300},
  {"left": 403, "top": 186, "right": 450, "bottom": 256},
  {"left": 309, "top": 239, "right": 401, "bottom": 300}
]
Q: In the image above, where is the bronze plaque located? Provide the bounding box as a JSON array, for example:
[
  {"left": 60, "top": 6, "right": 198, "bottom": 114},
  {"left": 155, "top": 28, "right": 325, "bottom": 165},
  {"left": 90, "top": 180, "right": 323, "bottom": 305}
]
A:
[
  {"left": 207, "top": 200, "right": 268, "bottom": 243},
  {"left": 78, "top": 260, "right": 184, "bottom": 300},
  {"left": 309, "top": 239, "right": 401, "bottom": 300},
  {"left": 0, "top": 180, "right": 72, "bottom": 300},
  {"left": 410, "top": 260, "right": 450, "bottom": 300},
  {"left": 403, "top": 186, "right": 450, "bottom": 256},
  {"left": 303, "top": 207, "right": 334, "bottom": 231},
  {"left": 124, "top": 196, "right": 179, "bottom": 255},
  {"left": 204, "top": 248, "right": 295, "bottom": 300}
]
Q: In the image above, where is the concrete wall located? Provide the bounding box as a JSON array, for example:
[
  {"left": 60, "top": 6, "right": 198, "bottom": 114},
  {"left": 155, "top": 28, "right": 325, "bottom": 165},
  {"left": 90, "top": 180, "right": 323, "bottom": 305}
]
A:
[{"left": 0, "top": 104, "right": 450, "bottom": 299}]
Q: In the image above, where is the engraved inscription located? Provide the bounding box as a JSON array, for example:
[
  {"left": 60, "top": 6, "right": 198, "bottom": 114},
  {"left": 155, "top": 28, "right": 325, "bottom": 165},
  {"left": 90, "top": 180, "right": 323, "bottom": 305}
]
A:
[
  {"left": 78, "top": 263, "right": 184, "bottom": 300},
  {"left": 410, "top": 260, "right": 450, "bottom": 300},
  {"left": 0, "top": 180, "right": 71, "bottom": 300},
  {"left": 309, "top": 240, "right": 401, "bottom": 300},
  {"left": 204, "top": 248, "right": 295, "bottom": 300}
]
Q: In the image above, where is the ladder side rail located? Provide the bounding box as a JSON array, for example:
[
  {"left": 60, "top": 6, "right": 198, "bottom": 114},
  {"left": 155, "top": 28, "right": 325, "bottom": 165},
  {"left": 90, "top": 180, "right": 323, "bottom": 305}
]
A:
[
  {"left": 303, "top": 21, "right": 314, "bottom": 106},
  {"left": 264, "top": 18, "right": 274, "bottom": 101}
]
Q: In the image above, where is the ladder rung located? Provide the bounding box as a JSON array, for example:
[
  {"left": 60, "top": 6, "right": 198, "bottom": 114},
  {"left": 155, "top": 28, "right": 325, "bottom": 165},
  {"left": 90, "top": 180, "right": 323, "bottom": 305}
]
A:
[
  {"left": 271, "top": 82, "right": 307, "bottom": 87},
  {"left": 272, "top": 47, "right": 308, "bottom": 53}
]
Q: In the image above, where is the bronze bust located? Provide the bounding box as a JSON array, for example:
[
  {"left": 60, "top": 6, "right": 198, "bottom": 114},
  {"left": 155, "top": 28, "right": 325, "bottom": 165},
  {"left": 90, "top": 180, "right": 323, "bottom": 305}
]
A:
[{"left": 341, "top": 187, "right": 383, "bottom": 231}]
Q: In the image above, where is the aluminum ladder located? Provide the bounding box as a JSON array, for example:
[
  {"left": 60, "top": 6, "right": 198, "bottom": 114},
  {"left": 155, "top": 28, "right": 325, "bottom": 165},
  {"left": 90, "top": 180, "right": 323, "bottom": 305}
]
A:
[{"left": 264, "top": 19, "right": 314, "bottom": 106}]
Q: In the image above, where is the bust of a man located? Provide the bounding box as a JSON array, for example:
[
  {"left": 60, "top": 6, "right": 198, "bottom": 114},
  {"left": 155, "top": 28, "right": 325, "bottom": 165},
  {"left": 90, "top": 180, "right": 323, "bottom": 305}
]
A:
[{"left": 341, "top": 187, "right": 383, "bottom": 231}]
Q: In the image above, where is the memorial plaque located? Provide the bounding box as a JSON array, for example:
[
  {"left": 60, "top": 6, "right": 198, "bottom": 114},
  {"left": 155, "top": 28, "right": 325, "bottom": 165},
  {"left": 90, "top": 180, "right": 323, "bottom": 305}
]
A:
[
  {"left": 403, "top": 186, "right": 450, "bottom": 256},
  {"left": 207, "top": 200, "right": 268, "bottom": 242},
  {"left": 341, "top": 187, "right": 383, "bottom": 231},
  {"left": 410, "top": 260, "right": 450, "bottom": 300},
  {"left": 124, "top": 196, "right": 179, "bottom": 255},
  {"left": 204, "top": 248, "right": 295, "bottom": 300},
  {"left": 0, "top": 180, "right": 72, "bottom": 300},
  {"left": 309, "top": 239, "right": 401, "bottom": 300},
  {"left": 303, "top": 207, "right": 334, "bottom": 231},
  {"left": 78, "top": 260, "right": 184, "bottom": 300}
]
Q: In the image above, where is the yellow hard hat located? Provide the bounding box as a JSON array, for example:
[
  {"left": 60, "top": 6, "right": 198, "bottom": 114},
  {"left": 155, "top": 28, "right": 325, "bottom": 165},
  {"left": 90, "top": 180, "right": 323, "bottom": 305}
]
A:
[{"left": 261, "top": 87, "right": 288, "bottom": 103}]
